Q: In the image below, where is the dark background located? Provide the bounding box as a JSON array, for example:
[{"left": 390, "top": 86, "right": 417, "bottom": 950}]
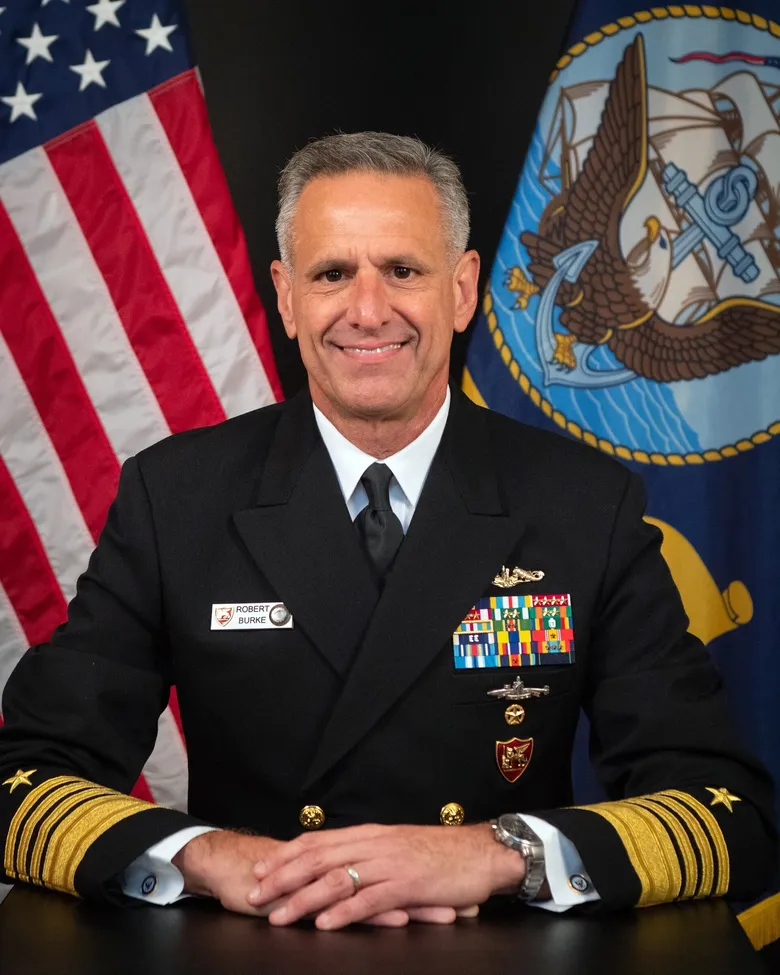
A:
[{"left": 182, "top": 0, "right": 577, "bottom": 398}]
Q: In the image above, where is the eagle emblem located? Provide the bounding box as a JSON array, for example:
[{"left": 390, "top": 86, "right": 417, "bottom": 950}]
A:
[
  {"left": 486, "top": 11, "right": 780, "bottom": 464},
  {"left": 518, "top": 34, "right": 780, "bottom": 386}
]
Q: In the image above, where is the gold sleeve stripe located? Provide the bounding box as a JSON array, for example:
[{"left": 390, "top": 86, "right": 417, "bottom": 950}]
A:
[
  {"left": 575, "top": 799, "right": 682, "bottom": 906},
  {"left": 3, "top": 776, "right": 154, "bottom": 896},
  {"left": 27, "top": 786, "right": 117, "bottom": 885},
  {"left": 15, "top": 781, "right": 105, "bottom": 882},
  {"left": 50, "top": 796, "right": 150, "bottom": 894},
  {"left": 624, "top": 797, "right": 697, "bottom": 900},
  {"left": 4, "top": 776, "right": 82, "bottom": 879},
  {"left": 645, "top": 794, "right": 715, "bottom": 898},
  {"left": 660, "top": 790, "right": 729, "bottom": 896}
]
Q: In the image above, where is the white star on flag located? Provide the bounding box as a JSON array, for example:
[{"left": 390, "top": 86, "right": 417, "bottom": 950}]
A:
[
  {"left": 40, "top": 0, "right": 69, "bottom": 6},
  {"left": 135, "top": 13, "right": 176, "bottom": 55},
  {"left": 86, "top": 0, "right": 125, "bottom": 30},
  {"left": 70, "top": 49, "right": 110, "bottom": 91},
  {"left": 0, "top": 9, "right": 5, "bottom": 36},
  {"left": 1, "top": 81, "right": 43, "bottom": 123},
  {"left": 17, "top": 23, "right": 58, "bottom": 64}
]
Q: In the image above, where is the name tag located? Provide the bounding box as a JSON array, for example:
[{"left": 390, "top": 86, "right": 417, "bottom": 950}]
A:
[
  {"left": 211, "top": 603, "right": 293, "bottom": 630},
  {"left": 453, "top": 594, "right": 574, "bottom": 669}
]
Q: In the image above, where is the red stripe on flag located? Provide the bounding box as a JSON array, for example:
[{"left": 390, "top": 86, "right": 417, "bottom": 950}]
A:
[
  {"left": 131, "top": 776, "right": 155, "bottom": 803},
  {"left": 168, "top": 686, "right": 184, "bottom": 737},
  {"left": 0, "top": 203, "right": 119, "bottom": 540},
  {"left": 0, "top": 456, "right": 68, "bottom": 646},
  {"left": 150, "top": 71, "right": 283, "bottom": 402},
  {"left": 46, "top": 123, "right": 227, "bottom": 434}
]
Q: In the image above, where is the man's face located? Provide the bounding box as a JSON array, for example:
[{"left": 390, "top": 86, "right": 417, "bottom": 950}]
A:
[{"left": 271, "top": 172, "right": 479, "bottom": 423}]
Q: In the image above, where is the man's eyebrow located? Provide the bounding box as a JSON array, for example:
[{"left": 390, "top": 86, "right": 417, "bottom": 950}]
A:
[
  {"left": 380, "top": 255, "right": 434, "bottom": 273},
  {"left": 306, "top": 258, "right": 357, "bottom": 279}
]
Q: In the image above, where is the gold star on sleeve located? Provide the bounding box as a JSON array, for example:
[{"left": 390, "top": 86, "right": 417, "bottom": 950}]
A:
[
  {"left": 2, "top": 769, "right": 37, "bottom": 794},
  {"left": 706, "top": 787, "right": 742, "bottom": 813}
]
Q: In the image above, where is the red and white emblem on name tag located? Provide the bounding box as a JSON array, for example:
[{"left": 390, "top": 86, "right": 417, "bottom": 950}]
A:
[{"left": 214, "top": 606, "right": 234, "bottom": 627}]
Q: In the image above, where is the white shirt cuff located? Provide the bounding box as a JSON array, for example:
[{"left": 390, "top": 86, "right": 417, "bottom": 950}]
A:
[
  {"left": 121, "top": 825, "right": 218, "bottom": 904},
  {"left": 519, "top": 814, "right": 600, "bottom": 912}
]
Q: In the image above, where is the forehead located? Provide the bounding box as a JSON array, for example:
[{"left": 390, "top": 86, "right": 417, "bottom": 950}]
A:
[{"left": 291, "top": 172, "right": 445, "bottom": 258}]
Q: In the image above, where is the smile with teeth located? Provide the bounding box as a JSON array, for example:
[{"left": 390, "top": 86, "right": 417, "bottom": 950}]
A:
[{"left": 341, "top": 343, "right": 404, "bottom": 355}]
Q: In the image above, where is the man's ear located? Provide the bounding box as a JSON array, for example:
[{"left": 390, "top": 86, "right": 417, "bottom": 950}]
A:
[
  {"left": 270, "top": 260, "right": 297, "bottom": 339},
  {"left": 453, "top": 249, "right": 480, "bottom": 334}
]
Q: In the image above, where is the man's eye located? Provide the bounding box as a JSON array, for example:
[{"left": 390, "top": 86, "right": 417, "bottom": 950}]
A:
[
  {"left": 392, "top": 266, "right": 413, "bottom": 279},
  {"left": 323, "top": 269, "right": 343, "bottom": 282}
]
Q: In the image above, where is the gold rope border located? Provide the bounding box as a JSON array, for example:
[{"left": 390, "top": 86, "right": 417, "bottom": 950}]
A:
[
  {"left": 550, "top": 5, "right": 780, "bottom": 82},
  {"left": 488, "top": 5, "right": 780, "bottom": 466},
  {"left": 484, "top": 296, "right": 780, "bottom": 465}
]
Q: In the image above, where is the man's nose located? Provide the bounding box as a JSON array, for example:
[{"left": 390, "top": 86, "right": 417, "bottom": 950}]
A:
[{"left": 345, "top": 268, "right": 391, "bottom": 329}]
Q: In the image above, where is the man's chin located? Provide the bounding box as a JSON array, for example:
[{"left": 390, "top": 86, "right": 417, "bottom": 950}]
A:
[{"left": 330, "top": 380, "right": 415, "bottom": 422}]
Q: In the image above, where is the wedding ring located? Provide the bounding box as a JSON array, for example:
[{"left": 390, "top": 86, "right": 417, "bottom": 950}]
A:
[{"left": 345, "top": 865, "right": 361, "bottom": 894}]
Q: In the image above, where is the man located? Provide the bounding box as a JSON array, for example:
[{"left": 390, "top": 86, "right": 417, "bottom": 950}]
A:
[{"left": 0, "top": 132, "right": 775, "bottom": 930}]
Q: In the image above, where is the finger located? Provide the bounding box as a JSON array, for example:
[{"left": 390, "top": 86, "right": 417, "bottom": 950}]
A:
[
  {"left": 406, "top": 906, "right": 458, "bottom": 924},
  {"left": 255, "top": 825, "right": 388, "bottom": 879},
  {"left": 363, "top": 910, "right": 410, "bottom": 928},
  {"left": 314, "top": 883, "right": 403, "bottom": 931},
  {"left": 456, "top": 905, "right": 480, "bottom": 918},
  {"left": 267, "top": 865, "right": 380, "bottom": 926},
  {"left": 249, "top": 842, "right": 379, "bottom": 907}
]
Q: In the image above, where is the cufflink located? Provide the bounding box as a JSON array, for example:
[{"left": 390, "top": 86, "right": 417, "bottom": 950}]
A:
[
  {"left": 141, "top": 874, "right": 157, "bottom": 896},
  {"left": 568, "top": 874, "right": 590, "bottom": 894}
]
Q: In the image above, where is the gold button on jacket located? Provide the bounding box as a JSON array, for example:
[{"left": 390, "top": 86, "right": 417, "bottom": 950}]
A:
[
  {"left": 299, "top": 805, "right": 325, "bottom": 829},
  {"left": 440, "top": 802, "right": 465, "bottom": 826}
]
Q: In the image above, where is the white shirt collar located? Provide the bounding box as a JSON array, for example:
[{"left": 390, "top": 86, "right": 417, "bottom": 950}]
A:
[{"left": 313, "top": 387, "right": 451, "bottom": 509}]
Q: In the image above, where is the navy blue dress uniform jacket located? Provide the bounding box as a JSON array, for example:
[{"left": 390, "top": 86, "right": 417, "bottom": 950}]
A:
[{"left": 0, "top": 387, "right": 776, "bottom": 908}]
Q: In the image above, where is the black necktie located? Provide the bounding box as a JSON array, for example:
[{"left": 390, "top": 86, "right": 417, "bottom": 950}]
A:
[{"left": 355, "top": 463, "right": 404, "bottom": 580}]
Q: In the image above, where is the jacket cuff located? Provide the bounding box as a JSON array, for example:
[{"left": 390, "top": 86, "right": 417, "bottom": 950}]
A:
[
  {"left": 3, "top": 774, "right": 209, "bottom": 903},
  {"left": 535, "top": 788, "right": 737, "bottom": 910}
]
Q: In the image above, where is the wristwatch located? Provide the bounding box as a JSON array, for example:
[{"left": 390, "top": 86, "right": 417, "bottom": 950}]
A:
[{"left": 490, "top": 813, "right": 546, "bottom": 901}]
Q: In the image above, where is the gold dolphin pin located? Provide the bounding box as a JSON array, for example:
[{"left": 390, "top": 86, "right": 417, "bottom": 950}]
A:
[{"left": 492, "top": 566, "right": 545, "bottom": 588}]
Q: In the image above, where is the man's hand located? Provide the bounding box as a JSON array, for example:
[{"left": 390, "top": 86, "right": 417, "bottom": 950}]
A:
[
  {"left": 174, "top": 830, "right": 479, "bottom": 926},
  {"left": 173, "top": 830, "right": 286, "bottom": 916},
  {"left": 247, "top": 823, "right": 526, "bottom": 929}
]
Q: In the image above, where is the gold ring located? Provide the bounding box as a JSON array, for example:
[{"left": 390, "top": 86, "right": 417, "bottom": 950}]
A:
[{"left": 345, "top": 865, "right": 361, "bottom": 894}]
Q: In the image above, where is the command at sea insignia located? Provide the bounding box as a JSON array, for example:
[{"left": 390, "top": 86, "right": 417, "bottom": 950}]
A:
[
  {"left": 2, "top": 769, "right": 36, "bottom": 793},
  {"left": 504, "top": 704, "right": 526, "bottom": 725}
]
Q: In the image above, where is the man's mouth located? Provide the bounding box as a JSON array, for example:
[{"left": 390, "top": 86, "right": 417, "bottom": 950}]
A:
[{"left": 340, "top": 343, "right": 404, "bottom": 356}]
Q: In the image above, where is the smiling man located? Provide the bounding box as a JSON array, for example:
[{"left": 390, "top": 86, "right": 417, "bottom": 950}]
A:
[{"left": 0, "top": 133, "right": 775, "bottom": 929}]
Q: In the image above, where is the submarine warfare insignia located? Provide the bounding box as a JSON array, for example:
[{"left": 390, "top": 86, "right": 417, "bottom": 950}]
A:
[
  {"left": 487, "top": 678, "right": 550, "bottom": 701},
  {"left": 493, "top": 566, "right": 545, "bottom": 588}
]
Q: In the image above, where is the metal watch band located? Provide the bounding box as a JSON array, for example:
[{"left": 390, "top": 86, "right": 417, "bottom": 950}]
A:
[{"left": 490, "top": 814, "right": 547, "bottom": 901}]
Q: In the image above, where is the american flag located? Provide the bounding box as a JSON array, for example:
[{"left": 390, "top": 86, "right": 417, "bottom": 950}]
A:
[{"left": 0, "top": 0, "right": 282, "bottom": 810}]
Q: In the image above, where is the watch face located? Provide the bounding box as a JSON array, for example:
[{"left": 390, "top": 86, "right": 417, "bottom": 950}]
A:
[{"left": 498, "top": 813, "right": 532, "bottom": 840}]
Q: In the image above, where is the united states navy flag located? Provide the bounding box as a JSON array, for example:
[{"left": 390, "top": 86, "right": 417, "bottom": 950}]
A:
[{"left": 464, "top": 1, "right": 780, "bottom": 948}]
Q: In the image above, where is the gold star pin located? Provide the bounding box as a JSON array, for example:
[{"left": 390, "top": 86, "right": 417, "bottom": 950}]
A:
[
  {"left": 3, "top": 769, "right": 37, "bottom": 793},
  {"left": 706, "top": 787, "right": 741, "bottom": 813}
]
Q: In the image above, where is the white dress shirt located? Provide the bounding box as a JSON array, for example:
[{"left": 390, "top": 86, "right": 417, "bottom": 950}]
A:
[{"left": 123, "top": 389, "right": 598, "bottom": 910}]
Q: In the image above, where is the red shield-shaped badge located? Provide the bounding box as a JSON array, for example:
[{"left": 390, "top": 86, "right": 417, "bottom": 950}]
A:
[
  {"left": 496, "top": 737, "right": 533, "bottom": 783},
  {"left": 214, "top": 606, "right": 234, "bottom": 627}
]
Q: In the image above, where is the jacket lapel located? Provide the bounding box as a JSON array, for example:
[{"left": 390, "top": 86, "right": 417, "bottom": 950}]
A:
[
  {"left": 232, "top": 391, "right": 378, "bottom": 677},
  {"left": 302, "top": 391, "right": 525, "bottom": 790}
]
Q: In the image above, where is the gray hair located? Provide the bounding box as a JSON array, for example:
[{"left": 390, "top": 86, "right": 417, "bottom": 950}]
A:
[{"left": 276, "top": 131, "right": 470, "bottom": 267}]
